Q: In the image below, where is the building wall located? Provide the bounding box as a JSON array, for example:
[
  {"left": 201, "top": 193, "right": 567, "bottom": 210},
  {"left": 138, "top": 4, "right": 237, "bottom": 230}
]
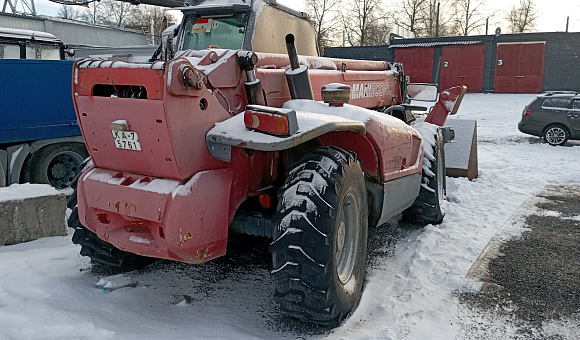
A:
[
  {"left": 0, "top": 13, "right": 150, "bottom": 47},
  {"left": 324, "top": 45, "right": 393, "bottom": 62},
  {"left": 325, "top": 32, "right": 580, "bottom": 93}
]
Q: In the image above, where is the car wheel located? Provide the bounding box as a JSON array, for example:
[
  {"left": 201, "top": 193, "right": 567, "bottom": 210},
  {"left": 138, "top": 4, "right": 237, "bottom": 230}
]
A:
[{"left": 543, "top": 125, "right": 569, "bottom": 146}]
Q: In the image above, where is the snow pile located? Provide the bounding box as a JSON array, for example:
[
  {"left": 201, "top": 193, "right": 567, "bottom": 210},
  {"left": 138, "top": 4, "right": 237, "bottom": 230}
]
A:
[
  {"left": 412, "top": 121, "right": 439, "bottom": 176},
  {"left": 76, "top": 58, "right": 164, "bottom": 70},
  {"left": 95, "top": 274, "right": 134, "bottom": 291},
  {"left": 83, "top": 169, "right": 181, "bottom": 195},
  {"left": 283, "top": 99, "right": 418, "bottom": 135},
  {"left": 0, "top": 183, "right": 60, "bottom": 202}
]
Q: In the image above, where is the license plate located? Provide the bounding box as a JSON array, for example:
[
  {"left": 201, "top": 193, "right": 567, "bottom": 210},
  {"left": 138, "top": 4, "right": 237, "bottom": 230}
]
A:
[{"left": 112, "top": 130, "right": 142, "bottom": 151}]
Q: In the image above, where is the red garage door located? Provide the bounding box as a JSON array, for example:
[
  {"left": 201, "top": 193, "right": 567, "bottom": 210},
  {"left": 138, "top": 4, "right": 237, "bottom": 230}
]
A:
[
  {"left": 494, "top": 42, "right": 545, "bottom": 93},
  {"left": 440, "top": 45, "right": 485, "bottom": 93},
  {"left": 395, "top": 47, "right": 434, "bottom": 83}
]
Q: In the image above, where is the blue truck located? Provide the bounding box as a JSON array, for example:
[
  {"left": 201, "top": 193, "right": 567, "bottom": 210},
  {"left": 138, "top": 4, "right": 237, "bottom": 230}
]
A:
[{"left": 0, "top": 27, "right": 87, "bottom": 190}]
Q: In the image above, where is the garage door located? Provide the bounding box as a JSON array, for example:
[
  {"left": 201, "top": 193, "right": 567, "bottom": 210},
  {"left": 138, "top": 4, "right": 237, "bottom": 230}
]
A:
[
  {"left": 395, "top": 47, "right": 434, "bottom": 83},
  {"left": 494, "top": 42, "right": 545, "bottom": 93},
  {"left": 440, "top": 45, "right": 485, "bottom": 93}
]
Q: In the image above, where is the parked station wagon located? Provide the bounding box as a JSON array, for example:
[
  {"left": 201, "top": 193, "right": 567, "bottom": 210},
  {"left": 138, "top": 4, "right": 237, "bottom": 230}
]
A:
[{"left": 518, "top": 92, "right": 580, "bottom": 146}]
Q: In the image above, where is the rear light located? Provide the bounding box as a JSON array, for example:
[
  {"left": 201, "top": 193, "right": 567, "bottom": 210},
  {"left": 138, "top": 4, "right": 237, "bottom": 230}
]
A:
[
  {"left": 244, "top": 105, "right": 298, "bottom": 136},
  {"left": 524, "top": 109, "right": 531, "bottom": 116}
]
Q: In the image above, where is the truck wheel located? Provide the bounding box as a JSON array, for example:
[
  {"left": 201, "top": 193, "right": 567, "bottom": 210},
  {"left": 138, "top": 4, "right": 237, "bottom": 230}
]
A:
[
  {"left": 271, "top": 146, "right": 368, "bottom": 325},
  {"left": 543, "top": 124, "right": 569, "bottom": 146},
  {"left": 403, "top": 130, "right": 446, "bottom": 225},
  {"left": 67, "top": 176, "right": 153, "bottom": 272},
  {"left": 22, "top": 143, "right": 88, "bottom": 190}
]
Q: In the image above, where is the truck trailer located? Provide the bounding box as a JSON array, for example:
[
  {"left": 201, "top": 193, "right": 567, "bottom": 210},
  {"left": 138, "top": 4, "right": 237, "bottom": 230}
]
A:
[{"left": 0, "top": 27, "right": 87, "bottom": 190}]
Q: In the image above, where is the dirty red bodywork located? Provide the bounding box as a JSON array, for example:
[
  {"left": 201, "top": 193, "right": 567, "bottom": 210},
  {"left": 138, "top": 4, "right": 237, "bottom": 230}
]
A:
[{"left": 72, "top": 50, "right": 454, "bottom": 264}]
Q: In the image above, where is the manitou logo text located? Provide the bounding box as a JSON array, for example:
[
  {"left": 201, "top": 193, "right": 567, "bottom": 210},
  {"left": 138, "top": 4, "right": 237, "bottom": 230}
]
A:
[{"left": 351, "top": 82, "right": 392, "bottom": 100}]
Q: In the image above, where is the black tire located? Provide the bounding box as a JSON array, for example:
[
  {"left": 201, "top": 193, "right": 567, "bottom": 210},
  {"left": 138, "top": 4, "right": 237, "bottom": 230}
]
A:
[
  {"left": 67, "top": 174, "right": 153, "bottom": 272},
  {"left": 66, "top": 158, "right": 92, "bottom": 210},
  {"left": 543, "top": 124, "right": 569, "bottom": 146},
  {"left": 21, "top": 143, "right": 88, "bottom": 190},
  {"left": 403, "top": 130, "right": 446, "bottom": 225},
  {"left": 271, "top": 146, "right": 368, "bottom": 325}
]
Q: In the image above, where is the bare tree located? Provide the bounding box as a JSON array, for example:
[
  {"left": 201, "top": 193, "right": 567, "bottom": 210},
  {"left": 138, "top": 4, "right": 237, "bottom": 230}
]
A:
[
  {"left": 81, "top": 1, "right": 106, "bottom": 24},
  {"left": 57, "top": 4, "right": 81, "bottom": 20},
  {"left": 422, "top": 0, "right": 440, "bottom": 36},
  {"left": 505, "top": 0, "right": 538, "bottom": 33},
  {"left": 342, "top": 0, "right": 390, "bottom": 46},
  {"left": 395, "top": 0, "right": 456, "bottom": 38},
  {"left": 364, "top": 19, "right": 392, "bottom": 45},
  {"left": 304, "top": 0, "right": 341, "bottom": 53},
  {"left": 450, "top": 0, "right": 488, "bottom": 36},
  {"left": 101, "top": 0, "right": 135, "bottom": 28},
  {"left": 398, "top": 0, "right": 427, "bottom": 36},
  {"left": 126, "top": 5, "right": 177, "bottom": 44}
]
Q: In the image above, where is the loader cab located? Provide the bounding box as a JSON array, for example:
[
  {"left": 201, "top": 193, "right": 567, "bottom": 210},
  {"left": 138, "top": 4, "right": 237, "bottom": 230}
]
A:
[{"left": 171, "top": 0, "right": 318, "bottom": 57}]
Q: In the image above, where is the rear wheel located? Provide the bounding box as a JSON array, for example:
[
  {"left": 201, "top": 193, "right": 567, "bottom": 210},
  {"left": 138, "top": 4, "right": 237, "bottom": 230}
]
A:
[
  {"left": 271, "top": 146, "right": 368, "bottom": 325},
  {"left": 543, "top": 124, "right": 569, "bottom": 146},
  {"left": 67, "top": 173, "right": 153, "bottom": 272},
  {"left": 403, "top": 129, "right": 446, "bottom": 225},
  {"left": 21, "top": 143, "right": 88, "bottom": 190}
]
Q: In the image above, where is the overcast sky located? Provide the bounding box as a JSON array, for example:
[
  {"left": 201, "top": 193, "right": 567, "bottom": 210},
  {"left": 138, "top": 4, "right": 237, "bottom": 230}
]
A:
[
  {"left": 277, "top": 0, "right": 580, "bottom": 34},
  {"left": 25, "top": 0, "right": 580, "bottom": 34}
]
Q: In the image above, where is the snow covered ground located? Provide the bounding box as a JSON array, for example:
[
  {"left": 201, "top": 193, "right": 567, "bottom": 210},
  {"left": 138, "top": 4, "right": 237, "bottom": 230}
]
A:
[{"left": 1, "top": 93, "right": 579, "bottom": 339}]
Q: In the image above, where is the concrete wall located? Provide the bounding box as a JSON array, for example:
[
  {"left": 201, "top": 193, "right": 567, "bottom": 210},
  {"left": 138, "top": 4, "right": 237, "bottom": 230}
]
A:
[
  {"left": 0, "top": 13, "right": 150, "bottom": 47},
  {"left": 324, "top": 45, "right": 394, "bottom": 61},
  {"left": 0, "top": 184, "right": 66, "bottom": 246}
]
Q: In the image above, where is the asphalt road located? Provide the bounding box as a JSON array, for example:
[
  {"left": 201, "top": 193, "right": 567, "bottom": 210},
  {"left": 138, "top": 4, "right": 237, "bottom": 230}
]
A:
[{"left": 458, "top": 186, "right": 580, "bottom": 339}]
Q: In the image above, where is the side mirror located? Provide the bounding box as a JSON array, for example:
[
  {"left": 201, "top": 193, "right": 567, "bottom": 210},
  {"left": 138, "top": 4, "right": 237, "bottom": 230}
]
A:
[{"left": 407, "top": 83, "right": 438, "bottom": 101}]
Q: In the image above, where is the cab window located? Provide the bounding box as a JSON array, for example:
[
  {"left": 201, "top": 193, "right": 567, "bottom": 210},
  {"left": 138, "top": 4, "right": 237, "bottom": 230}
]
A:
[
  {"left": 26, "top": 42, "right": 61, "bottom": 60},
  {"left": 0, "top": 43, "right": 20, "bottom": 59},
  {"left": 181, "top": 15, "right": 248, "bottom": 51}
]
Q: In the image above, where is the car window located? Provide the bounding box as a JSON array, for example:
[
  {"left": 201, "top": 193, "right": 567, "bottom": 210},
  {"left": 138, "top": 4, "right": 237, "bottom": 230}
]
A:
[
  {"left": 573, "top": 99, "right": 580, "bottom": 110},
  {"left": 542, "top": 97, "right": 571, "bottom": 109}
]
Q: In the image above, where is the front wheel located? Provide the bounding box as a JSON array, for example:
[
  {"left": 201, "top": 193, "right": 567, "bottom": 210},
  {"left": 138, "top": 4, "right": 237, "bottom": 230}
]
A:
[
  {"left": 543, "top": 125, "right": 569, "bottom": 146},
  {"left": 403, "top": 128, "right": 446, "bottom": 225},
  {"left": 271, "top": 146, "right": 368, "bottom": 325}
]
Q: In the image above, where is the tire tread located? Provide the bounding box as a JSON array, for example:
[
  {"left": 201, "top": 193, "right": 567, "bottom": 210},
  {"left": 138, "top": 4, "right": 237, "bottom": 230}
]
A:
[{"left": 271, "top": 146, "right": 367, "bottom": 325}]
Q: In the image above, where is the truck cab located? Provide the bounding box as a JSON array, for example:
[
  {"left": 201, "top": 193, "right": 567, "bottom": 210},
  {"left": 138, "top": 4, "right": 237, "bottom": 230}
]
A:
[
  {"left": 0, "top": 27, "right": 65, "bottom": 60},
  {"left": 0, "top": 27, "right": 87, "bottom": 190}
]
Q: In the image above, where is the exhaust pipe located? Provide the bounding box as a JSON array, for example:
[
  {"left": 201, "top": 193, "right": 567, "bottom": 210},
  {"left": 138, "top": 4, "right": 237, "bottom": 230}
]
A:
[{"left": 284, "top": 34, "right": 313, "bottom": 100}]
